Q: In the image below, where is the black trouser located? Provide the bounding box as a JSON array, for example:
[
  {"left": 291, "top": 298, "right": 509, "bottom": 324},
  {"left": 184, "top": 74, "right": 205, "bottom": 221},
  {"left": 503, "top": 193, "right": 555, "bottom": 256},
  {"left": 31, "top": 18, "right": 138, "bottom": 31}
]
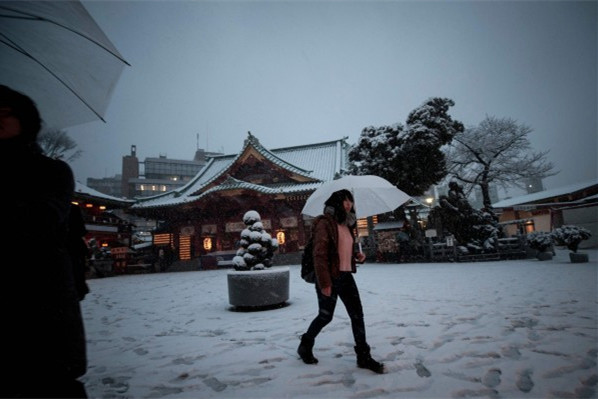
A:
[{"left": 305, "top": 272, "right": 367, "bottom": 347}]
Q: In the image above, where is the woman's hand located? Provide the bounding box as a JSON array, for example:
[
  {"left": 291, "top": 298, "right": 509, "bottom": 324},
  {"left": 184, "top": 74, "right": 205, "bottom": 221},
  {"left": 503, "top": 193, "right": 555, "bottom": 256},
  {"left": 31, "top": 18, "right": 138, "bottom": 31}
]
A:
[
  {"left": 321, "top": 286, "right": 332, "bottom": 297},
  {"left": 355, "top": 252, "right": 366, "bottom": 263}
]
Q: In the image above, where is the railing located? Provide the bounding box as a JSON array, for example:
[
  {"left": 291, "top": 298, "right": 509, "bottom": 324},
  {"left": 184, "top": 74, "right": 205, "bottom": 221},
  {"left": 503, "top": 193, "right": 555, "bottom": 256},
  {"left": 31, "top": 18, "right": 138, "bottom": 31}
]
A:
[
  {"left": 423, "top": 236, "right": 527, "bottom": 262},
  {"left": 496, "top": 236, "right": 527, "bottom": 260}
]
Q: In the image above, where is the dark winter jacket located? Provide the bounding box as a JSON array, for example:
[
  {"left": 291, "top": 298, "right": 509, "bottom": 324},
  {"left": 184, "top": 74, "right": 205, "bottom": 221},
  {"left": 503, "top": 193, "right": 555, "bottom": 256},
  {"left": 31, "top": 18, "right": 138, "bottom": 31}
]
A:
[
  {"left": 0, "top": 138, "right": 87, "bottom": 389},
  {"left": 68, "top": 204, "right": 90, "bottom": 301},
  {"left": 312, "top": 214, "right": 358, "bottom": 290}
]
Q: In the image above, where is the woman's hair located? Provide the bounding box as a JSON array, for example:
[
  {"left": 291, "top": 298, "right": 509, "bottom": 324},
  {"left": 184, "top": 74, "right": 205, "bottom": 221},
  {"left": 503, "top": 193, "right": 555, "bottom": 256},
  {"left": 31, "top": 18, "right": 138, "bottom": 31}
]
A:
[
  {"left": 0, "top": 85, "right": 42, "bottom": 143},
  {"left": 324, "top": 189, "right": 355, "bottom": 225}
]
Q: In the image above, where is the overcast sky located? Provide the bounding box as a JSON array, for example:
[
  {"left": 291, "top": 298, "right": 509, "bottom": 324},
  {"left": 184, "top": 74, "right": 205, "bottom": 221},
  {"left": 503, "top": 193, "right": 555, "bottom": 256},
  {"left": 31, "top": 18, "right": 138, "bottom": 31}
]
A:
[{"left": 68, "top": 0, "right": 597, "bottom": 197}]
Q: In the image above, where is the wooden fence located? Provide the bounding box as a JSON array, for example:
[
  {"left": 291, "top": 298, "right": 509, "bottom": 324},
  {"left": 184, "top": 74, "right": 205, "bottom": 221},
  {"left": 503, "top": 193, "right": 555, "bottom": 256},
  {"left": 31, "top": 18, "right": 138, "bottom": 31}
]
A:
[{"left": 424, "top": 236, "right": 527, "bottom": 263}]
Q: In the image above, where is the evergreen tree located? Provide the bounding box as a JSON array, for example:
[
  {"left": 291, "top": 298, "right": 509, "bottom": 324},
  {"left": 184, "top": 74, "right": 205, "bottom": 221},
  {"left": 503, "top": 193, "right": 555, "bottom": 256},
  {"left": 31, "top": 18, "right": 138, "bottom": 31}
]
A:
[{"left": 348, "top": 97, "right": 463, "bottom": 197}]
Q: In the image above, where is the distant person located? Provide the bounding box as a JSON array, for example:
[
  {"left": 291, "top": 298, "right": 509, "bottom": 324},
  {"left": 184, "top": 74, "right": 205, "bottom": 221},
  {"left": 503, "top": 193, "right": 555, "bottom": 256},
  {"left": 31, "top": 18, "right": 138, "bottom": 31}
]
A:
[
  {"left": 0, "top": 85, "right": 88, "bottom": 397},
  {"left": 297, "top": 189, "right": 384, "bottom": 374},
  {"left": 158, "top": 247, "right": 166, "bottom": 271},
  {"left": 397, "top": 227, "right": 411, "bottom": 262}
]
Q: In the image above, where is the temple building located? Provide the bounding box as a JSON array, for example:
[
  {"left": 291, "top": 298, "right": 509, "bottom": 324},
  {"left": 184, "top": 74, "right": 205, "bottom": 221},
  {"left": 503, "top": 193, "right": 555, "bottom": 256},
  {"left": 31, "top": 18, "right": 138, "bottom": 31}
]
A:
[
  {"left": 73, "top": 181, "right": 136, "bottom": 248},
  {"left": 129, "top": 133, "right": 351, "bottom": 261}
]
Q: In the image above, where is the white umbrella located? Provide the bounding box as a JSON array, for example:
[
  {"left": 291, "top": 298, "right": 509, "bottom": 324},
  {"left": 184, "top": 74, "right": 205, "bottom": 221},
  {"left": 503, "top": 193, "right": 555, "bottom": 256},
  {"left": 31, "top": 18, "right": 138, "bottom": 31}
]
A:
[
  {"left": 301, "top": 175, "right": 412, "bottom": 219},
  {"left": 0, "top": 1, "right": 129, "bottom": 129}
]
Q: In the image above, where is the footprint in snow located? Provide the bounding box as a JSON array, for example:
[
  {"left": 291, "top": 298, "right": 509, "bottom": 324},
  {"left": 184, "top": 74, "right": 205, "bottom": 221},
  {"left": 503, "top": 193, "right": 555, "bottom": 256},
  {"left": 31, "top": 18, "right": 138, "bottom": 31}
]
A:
[
  {"left": 482, "top": 368, "right": 501, "bottom": 388},
  {"left": 516, "top": 369, "right": 534, "bottom": 393},
  {"left": 414, "top": 361, "right": 431, "bottom": 378},
  {"left": 203, "top": 377, "right": 227, "bottom": 392}
]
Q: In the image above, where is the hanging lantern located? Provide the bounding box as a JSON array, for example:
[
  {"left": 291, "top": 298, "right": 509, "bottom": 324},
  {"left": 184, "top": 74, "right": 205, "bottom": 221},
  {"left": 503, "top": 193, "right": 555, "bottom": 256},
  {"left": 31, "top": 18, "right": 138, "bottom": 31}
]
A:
[
  {"left": 524, "top": 220, "right": 535, "bottom": 234},
  {"left": 203, "top": 237, "right": 213, "bottom": 251},
  {"left": 276, "top": 231, "right": 286, "bottom": 245}
]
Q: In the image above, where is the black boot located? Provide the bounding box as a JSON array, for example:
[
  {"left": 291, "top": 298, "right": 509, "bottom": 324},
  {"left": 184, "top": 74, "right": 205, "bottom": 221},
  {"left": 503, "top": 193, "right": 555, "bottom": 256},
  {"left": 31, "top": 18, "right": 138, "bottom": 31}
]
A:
[
  {"left": 355, "top": 344, "right": 384, "bottom": 374},
  {"left": 297, "top": 335, "right": 318, "bottom": 364}
]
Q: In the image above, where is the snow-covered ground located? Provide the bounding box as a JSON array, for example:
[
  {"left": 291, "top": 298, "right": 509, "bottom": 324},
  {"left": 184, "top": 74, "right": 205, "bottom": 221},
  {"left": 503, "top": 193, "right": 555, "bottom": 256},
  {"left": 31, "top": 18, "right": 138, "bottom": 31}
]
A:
[{"left": 80, "top": 249, "right": 597, "bottom": 398}]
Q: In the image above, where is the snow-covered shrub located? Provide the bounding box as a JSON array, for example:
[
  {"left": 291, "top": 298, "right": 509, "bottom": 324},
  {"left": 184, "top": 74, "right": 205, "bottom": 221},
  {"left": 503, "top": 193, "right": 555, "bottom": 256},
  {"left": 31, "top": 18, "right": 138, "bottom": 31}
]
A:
[
  {"left": 526, "top": 231, "right": 553, "bottom": 253},
  {"left": 552, "top": 225, "right": 592, "bottom": 253},
  {"left": 243, "top": 211, "right": 261, "bottom": 226},
  {"left": 232, "top": 210, "right": 278, "bottom": 271}
]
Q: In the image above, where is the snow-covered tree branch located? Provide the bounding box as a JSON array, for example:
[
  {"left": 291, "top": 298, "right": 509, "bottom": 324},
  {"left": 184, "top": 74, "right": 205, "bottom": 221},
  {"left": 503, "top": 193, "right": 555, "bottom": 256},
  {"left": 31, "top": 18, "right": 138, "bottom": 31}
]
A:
[
  {"left": 446, "top": 116, "right": 557, "bottom": 208},
  {"left": 348, "top": 97, "right": 464, "bottom": 197}
]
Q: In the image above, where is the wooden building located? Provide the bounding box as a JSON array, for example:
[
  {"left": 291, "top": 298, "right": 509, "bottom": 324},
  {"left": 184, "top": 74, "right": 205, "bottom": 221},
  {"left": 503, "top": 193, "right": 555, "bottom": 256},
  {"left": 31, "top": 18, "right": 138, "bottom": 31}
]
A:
[
  {"left": 73, "top": 181, "right": 136, "bottom": 248},
  {"left": 493, "top": 179, "right": 598, "bottom": 248},
  {"left": 130, "top": 133, "right": 350, "bottom": 261}
]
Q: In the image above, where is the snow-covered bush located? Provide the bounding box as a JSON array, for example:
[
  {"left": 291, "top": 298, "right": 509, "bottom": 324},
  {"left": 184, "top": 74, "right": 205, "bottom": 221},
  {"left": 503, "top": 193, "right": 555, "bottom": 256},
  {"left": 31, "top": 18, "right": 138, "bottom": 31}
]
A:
[
  {"left": 232, "top": 210, "right": 279, "bottom": 271},
  {"left": 526, "top": 231, "right": 553, "bottom": 253},
  {"left": 552, "top": 225, "right": 592, "bottom": 253}
]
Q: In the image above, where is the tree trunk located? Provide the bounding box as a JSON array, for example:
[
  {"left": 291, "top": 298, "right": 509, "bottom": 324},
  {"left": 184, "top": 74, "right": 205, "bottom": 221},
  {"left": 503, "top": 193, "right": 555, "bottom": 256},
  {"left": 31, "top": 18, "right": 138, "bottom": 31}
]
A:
[{"left": 480, "top": 179, "right": 492, "bottom": 209}]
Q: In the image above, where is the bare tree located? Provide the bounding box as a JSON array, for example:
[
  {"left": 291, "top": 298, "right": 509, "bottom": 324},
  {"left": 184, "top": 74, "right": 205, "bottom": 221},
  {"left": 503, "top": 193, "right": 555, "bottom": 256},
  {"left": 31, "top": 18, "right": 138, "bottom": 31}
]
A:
[
  {"left": 446, "top": 116, "right": 557, "bottom": 209},
  {"left": 37, "top": 129, "right": 82, "bottom": 163}
]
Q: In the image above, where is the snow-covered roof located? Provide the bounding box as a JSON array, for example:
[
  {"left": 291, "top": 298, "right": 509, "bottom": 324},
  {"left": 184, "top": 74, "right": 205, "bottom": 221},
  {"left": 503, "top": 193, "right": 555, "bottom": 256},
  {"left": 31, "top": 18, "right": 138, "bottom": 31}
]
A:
[
  {"left": 373, "top": 221, "right": 405, "bottom": 230},
  {"left": 132, "top": 242, "right": 152, "bottom": 250},
  {"left": 582, "top": 193, "right": 598, "bottom": 202},
  {"left": 132, "top": 134, "right": 348, "bottom": 209},
  {"left": 74, "top": 181, "right": 135, "bottom": 206},
  {"left": 492, "top": 179, "right": 598, "bottom": 208}
]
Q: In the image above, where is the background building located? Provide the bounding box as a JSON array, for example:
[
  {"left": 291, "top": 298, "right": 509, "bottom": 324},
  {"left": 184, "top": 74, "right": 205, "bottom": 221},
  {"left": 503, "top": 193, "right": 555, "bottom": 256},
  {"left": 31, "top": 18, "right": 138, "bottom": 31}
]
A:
[
  {"left": 87, "top": 145, "right": 223, "bottom": 199},
  {"left": 86, "top": 174, "right": 123, "bottom": 198},
  {"left": 524, "top": 177, "right": 545, "bottom": 194},
  {"left": 472, "top": 185, "right": 499, "bottom": 209},
  {"left": 493, "top": 179, "right": 598, "bottom": 248}
]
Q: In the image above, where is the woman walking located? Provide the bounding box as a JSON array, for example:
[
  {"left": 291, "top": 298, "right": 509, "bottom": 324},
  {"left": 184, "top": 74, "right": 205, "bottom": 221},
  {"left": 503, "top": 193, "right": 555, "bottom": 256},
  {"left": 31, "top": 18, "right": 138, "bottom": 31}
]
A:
[{"left": 298, "top": 189, "right": 384, "bottom": 374}]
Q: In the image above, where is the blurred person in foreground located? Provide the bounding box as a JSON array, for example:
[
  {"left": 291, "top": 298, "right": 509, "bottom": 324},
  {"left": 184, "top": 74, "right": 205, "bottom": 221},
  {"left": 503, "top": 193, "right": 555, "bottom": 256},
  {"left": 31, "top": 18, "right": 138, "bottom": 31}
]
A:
[
  {"left": 297, "top": 189, "right": 384, "bottom": 374},
  {"left": 0, "top": 85, "right": 87, "bottom": 398}
]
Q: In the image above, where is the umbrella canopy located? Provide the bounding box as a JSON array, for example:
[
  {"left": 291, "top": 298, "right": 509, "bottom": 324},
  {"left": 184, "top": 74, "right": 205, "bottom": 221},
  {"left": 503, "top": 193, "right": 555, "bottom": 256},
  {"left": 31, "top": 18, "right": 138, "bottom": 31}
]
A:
[
  {"left": 301, "top": 175, "right": 412, "bottom": 219},
  {"left": 0, "top": 1, "right": 129, "bottom": 129}
]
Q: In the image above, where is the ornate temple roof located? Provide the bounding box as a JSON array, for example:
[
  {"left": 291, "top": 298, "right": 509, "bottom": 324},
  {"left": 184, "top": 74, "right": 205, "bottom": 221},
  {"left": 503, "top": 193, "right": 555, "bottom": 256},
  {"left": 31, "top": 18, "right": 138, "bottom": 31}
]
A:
[{"left": 132, "top": 133, "right": 349, "bottom": 210}]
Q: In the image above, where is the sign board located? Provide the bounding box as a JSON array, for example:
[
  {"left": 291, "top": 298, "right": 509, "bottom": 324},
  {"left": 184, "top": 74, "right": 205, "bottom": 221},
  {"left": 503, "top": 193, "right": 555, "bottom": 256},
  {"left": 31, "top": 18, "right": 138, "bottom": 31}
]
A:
[
  {"left": 180, "top": 226, "right": 195, "bottom": 235},
  {"left": 226, "top": 219, "right": 272, "bottom": 232},
  {"left": 425, "top": 229, "right": 437, "bottom": 238},
  {"left": 513, "top": 205, "right": 534, "bottom": 211},
  {"left": 202, "top": 224, "right": 217, "bottom": 234},
  {"left": 111, "top": 247, "right": 128, "bottom": 255},
  {"left": 446, "top": 236, "right": 455, "bottom": 247},
  {"left": 226, "top": 222, "right": 246, "bottom": 233},
  {"left": 280, "top": 216, "right": 298, "bottom": 228}
]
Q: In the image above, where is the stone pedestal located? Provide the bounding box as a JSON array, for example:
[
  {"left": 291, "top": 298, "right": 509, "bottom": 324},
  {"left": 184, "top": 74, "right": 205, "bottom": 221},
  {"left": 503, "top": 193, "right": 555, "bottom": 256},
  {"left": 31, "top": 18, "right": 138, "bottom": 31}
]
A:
[
  {"left": 227, "top": 267, "right": 290, "bottom": 311},
  {"left": 536, "top": 251, "right": 553, "bottom": 261},
  {"left": 569, "top": 252, "right": 589, "bottom": 263}
]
